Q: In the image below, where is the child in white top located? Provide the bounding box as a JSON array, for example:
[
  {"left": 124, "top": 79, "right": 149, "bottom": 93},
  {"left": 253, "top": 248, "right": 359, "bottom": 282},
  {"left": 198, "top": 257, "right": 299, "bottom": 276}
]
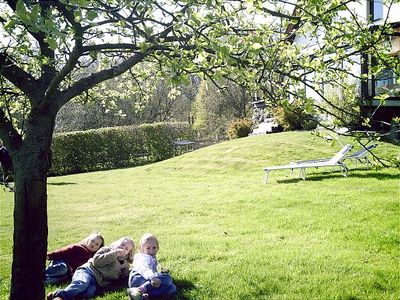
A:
[{"left": 127, "top": 233, "right": 177, "bottom": 300}]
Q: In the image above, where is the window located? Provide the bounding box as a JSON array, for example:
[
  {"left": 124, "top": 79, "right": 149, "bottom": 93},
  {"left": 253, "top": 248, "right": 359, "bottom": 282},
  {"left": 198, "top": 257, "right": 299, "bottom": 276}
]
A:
[
  {"left": 375, "top": 69, "right": 396, "bottom": 88},
  {"left": 374, "top": 68, "right": 400, "bottom": 97},
  {"left": 369, "top": 0, "right": 383, "bottom": 21}
]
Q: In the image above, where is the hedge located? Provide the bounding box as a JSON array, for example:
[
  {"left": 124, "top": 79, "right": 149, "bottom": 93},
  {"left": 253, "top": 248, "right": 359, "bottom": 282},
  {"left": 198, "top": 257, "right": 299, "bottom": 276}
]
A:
[{"left": 49, "top": 122, "right": 193, "bottom": 176}]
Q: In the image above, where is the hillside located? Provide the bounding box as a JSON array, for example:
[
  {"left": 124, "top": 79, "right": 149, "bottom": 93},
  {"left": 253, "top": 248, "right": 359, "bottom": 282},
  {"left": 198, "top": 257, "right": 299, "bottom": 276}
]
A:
[{"left": 1, "top": 131, "right": 399, "bottom": 299}]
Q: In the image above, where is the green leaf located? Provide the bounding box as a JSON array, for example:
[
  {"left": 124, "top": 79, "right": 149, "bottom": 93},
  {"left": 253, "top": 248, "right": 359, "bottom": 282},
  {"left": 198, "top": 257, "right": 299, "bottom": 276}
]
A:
[
  {"left": 87, "top": 10, "right": 97, "bottom": 21},
  {"left": 16, "top": 0, "right": 31, "bottom": 25},
  {"left": 45, "top": 37, "right": 58, "bottom": 50},
  {"left": 16, "top": 0, "right": 27, "bottom": 15},
  {"left": 74, "top": 10, "right": 81, "bottom": 22},
  {"left": 143, "top": 25, "right": 153, "bottom": 36},
  {"left": 30, "top": 4, "right": 41, "bottom": 24},
  {"left": 4, "top": 19, "right": 17, "bottom": 32},
  {"left": 45, "top": 18, "right": 56, "bottom": 29},
  {"left": 250, "top": 43, "right": 263, "bottom": 50}
]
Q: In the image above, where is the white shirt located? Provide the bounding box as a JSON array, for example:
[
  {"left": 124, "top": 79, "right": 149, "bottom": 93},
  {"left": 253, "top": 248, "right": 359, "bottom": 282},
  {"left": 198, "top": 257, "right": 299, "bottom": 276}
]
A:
[{"left": 132, "top": 253, "right": 158, "bottom": 279}]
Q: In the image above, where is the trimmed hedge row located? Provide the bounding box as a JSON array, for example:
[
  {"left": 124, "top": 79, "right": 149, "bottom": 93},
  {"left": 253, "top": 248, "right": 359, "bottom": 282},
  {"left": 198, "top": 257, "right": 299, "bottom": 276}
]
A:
[{"left": 49, "top": 122, "right": 193, "bottom": 176}]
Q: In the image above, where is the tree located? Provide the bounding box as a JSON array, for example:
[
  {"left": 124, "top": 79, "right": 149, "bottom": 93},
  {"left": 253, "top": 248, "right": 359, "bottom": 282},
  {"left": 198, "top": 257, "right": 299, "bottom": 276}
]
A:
[
  {"left": 192, "top": 79, "right": 252, "bottom": 139},
  {"left": 54, "top": 73, "right": 200, "bottom": 132},
  {"left": 0, "top": 1, "right": 247, "bottom": 298},
  {"left": 1, "top": 1, "right": 398, "bottom": 299},
  {"left": 244, "top": 1, "right": 400, "bottom": 138}
]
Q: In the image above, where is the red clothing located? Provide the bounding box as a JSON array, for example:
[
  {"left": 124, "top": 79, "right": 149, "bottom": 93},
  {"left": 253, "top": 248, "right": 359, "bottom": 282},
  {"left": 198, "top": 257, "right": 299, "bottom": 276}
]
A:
[{"left": 47, "top": 244, "right": 94, "bottom": 274}]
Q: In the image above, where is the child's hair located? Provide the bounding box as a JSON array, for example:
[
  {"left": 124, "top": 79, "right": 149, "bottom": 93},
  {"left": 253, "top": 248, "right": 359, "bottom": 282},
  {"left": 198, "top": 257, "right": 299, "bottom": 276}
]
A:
[
  {"left": 82, "top": 233, "right": 105, "bottom": 249},
  {"left": 139, "top": 233, "right": 159, "bottom": 253},
  {"left": 110, "top": 236, "right": 135, "bottom": 263}
]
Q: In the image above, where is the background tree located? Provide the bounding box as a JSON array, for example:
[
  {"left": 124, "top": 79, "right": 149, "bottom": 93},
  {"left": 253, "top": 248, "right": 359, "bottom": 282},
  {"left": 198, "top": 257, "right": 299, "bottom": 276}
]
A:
[
  {"left": 192, "top": 79, "right": 252, "bottom": 140},
  {"left": 54, "top": 73, "right": 200, "bottom": 132},
  {"left": 243, "top": 1, "right": 400, "bottom": 138},
  {"left": 1, "top": 1, "right": 398, "bottom": 299}
]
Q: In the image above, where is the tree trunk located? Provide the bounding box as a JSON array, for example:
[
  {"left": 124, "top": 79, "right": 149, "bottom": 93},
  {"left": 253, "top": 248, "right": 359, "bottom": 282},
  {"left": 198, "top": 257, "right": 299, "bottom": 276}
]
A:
[{"left": 10, "top": 110, "right": 55, "bottom": 300}]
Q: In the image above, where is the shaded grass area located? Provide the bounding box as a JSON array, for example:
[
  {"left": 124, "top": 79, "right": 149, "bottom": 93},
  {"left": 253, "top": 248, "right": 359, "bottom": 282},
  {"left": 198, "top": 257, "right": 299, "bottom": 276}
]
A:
[{"left": 1, "top": 131, "right": 399, "bottom": 299}]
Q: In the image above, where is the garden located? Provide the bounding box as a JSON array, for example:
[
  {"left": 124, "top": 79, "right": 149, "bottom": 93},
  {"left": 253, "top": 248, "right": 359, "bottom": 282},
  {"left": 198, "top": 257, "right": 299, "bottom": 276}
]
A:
[{"left": 1, "top": 131, "right": 398, "bottom": 299}]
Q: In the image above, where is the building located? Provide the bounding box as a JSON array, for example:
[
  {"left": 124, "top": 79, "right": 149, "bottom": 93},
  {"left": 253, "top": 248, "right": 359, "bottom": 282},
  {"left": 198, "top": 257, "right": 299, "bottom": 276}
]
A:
[{"left": 291, "top": 0, "right": 400, "bottom": 133}]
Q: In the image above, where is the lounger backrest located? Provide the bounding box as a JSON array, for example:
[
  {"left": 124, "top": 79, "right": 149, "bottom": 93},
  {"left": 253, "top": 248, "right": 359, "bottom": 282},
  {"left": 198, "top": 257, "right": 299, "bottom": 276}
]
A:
[
  {"left": 347, "top": 144, "right": 378, "bottom": 158},
  {"left": 328, "top": 144, "right": 353, "bottom": 164}
]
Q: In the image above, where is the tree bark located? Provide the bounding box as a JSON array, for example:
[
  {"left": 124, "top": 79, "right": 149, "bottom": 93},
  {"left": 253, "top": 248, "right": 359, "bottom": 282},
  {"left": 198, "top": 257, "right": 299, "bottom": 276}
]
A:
[{"left": 10, "top": 109, "right": 55, "bottom": 300}]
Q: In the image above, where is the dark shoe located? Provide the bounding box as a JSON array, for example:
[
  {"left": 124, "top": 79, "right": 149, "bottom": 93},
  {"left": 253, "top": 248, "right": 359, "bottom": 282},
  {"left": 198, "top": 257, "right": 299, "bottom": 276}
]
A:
[{"left": 47, "top": 292, "right": 63, "bottom": 300}]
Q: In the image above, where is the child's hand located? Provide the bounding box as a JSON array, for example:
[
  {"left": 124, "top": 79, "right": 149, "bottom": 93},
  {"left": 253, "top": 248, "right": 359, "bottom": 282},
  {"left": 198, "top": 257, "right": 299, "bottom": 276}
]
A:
[
  {"left": 151, "top": 277, "right": 161, "bottom": 288},
  {"left": 116, "top": 248, "right": 128, "bottom": 258},
  {"left": 160, "top": 267, "right": 169, "bottom": 273}
]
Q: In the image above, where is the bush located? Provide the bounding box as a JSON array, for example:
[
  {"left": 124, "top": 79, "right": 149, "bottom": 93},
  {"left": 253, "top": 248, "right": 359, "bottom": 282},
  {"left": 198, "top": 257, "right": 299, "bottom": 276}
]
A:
[
  {"left": 273, "top": 106, "right": 317, "bottom": 131},
  {"left": 227, "top": 118, "right": 252, "bottom": 140},
  {"left": 322, "top": 82, "right": 360, "bottom": 128},
  {"left": 140, "top": 122, "right": 193, "bottom": 161},
  {"left": 49, "top": 122, "right": 193, "bottom": 175}
]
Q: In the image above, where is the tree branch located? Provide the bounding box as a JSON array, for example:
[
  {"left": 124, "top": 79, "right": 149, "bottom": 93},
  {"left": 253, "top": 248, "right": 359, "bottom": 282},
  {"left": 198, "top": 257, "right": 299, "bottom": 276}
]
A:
[
  {"left": 0, "top": 107, "right": 22, "bottom": 152},
  {"left": 61, "top": 52, "right": 147, "bottom": 108},
  {"left": 0, "top": 52, "right": 41, "bottom": 102}
]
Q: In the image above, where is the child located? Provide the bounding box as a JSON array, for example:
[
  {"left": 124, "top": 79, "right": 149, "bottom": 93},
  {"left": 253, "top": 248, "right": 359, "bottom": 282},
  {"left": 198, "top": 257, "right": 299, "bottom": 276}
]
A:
[
  {"left": 46, "top": 233, "right": 105, "bottom": 285},
  {"left": 0, "top": 142, "right": 14, "bottom": 186},
  {"left": 127, "top": 233, "right": 177, "bottom": 300},
  {"left": 47, "top": 236, "right": 134, "bottom": 300}
]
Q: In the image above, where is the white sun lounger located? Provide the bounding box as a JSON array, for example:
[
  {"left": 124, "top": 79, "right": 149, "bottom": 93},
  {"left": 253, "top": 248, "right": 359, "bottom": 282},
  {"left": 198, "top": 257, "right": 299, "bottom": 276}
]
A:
[
  {"left": 291, "top": 144, "right": 377, "bottom": 167},
  {"left": 343, "top": 143, "right": 377, "bottom": 167},
  {"left": 263, "top": 144, "right": 353, "bottom": 183}
]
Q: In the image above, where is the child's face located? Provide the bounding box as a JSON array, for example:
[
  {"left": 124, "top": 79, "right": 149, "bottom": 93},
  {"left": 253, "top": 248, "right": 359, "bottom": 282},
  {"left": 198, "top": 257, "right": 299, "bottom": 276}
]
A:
[
  {"left": 142, "top": 239, "right": 158, "bottom": 256},
  {"left": 87, "top": 237, "right": 103, "bottom": 253},
  {"left": 117, "top": 239, "right": 133, "bottom": 257}
]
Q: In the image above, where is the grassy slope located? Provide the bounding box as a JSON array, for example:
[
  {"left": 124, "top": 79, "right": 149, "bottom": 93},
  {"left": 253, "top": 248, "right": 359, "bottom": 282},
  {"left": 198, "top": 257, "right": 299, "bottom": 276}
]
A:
[{"left": 0, "top": 131, "right": 399, "bottom": 299}]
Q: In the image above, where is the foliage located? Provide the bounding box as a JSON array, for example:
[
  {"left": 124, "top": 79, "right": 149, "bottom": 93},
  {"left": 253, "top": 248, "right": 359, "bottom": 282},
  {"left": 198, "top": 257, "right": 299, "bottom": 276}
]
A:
[
  {"left": 1, "top": 132, "right": 399, "bottom": 300},
  {"left": 233, "top": 2, "right": 400, "bottom": 135},
  {"left": 273, "top": 102, "right": 318, "bottom": 131},
  {"left": 321, "top": 80, "right": 361, "bottom": 128},
  {"left": 226, "top": 118, "right": 253, "bottom": 139},
  {"left": 50, "top": 122, "right": 193, "bottom": 175},
  {"left": 1, "top": 0, "right": 399, "bottom": 298},
  {"left": 54, "top": 75, "right": 200, "bottom": 133},
  {"left": 191, "top": 80, "right": 252, "bottom": 140},
  {"left": 139, "top": 122, "right": 193, "bottom": 161}
]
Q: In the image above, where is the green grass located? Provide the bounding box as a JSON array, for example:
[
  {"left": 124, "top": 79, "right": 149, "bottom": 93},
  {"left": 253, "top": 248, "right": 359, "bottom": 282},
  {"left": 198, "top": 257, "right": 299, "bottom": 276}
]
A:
[{"left": 1, "top": 131, "right": 399, "bottom": 299}]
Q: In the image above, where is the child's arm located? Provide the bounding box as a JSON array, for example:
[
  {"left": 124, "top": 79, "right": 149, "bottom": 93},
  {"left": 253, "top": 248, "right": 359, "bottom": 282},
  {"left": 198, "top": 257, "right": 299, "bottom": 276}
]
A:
[
  {"left": 134, "top": 254, "right": 157, "bottom": 279},
  {"left": 92, "top": 247, "right": 118, "bottom": 267},
  {"left": 47, "top": 244, "right": 79, "bottom": 260}
]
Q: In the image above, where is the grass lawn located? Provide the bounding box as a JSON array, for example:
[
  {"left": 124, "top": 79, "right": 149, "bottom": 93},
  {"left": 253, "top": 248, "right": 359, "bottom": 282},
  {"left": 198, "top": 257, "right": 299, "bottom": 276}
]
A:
[{"left": 1, "top": 131, "right": 399, "bottom": 299}]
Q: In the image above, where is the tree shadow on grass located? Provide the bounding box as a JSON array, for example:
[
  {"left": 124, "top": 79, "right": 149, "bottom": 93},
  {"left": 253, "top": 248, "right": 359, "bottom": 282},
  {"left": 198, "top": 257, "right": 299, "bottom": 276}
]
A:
[
  {"left": 89, "top": 277, "right": 196, "bottom": 300},
  {"left": 277, "top": 170, "right": 398, "bottom": 184},
  {"left": 174, "top": 278, "right": 197, "bottom": 300},
  {"left": 47, "top": 182, "right": 78, "bottom": 186}
]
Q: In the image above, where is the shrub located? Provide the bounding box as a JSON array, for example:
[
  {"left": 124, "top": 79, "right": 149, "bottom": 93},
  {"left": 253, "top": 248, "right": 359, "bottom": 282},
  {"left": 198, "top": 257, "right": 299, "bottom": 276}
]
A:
[
  {"left": 227, "top": 118, "right": 252, "bottom": 140},
  {"left": 322, "top": 82, "right": 360, "bottom": 128},
  {"left": 140, "top": 122, "right": 193, "bottom": 161},
  {"left": 273, "top": 106, "right": 317, "bottom": 131},
  {"left": 49, "top": 122, "right": 193, "bottom": 175}
]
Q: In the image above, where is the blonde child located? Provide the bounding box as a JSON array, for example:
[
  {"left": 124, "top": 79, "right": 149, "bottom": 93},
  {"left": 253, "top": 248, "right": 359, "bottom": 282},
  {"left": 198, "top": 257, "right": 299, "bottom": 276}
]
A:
[
  {"left": 47, "top": 236, "right": 134, "bottom": 300},
  {"left": 46, "top": 233, "right": 104, "bottom": 285},
  {"left": 127, "top": 233, "right": 177, "bottom": 300}
]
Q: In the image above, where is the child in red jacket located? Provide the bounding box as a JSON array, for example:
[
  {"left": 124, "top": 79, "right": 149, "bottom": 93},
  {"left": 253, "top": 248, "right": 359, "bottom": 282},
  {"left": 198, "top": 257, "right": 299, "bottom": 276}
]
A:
[{"left": 46, "top": 233, "right": 104, "bottom": 284}]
